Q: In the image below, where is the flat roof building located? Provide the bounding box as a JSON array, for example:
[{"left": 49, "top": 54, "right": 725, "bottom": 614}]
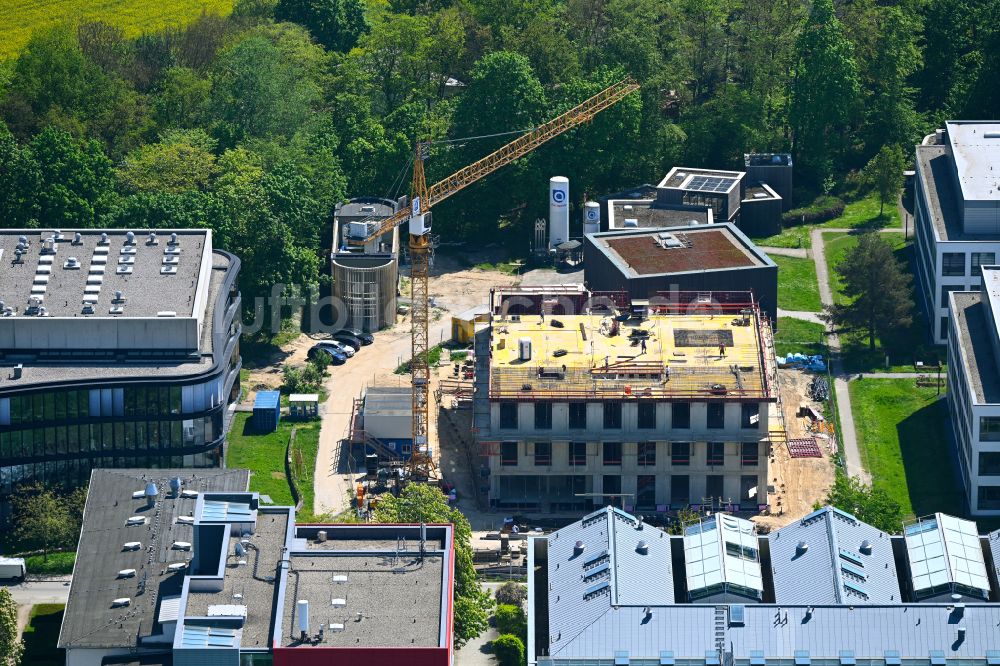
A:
[
  {"left": 583, "top": 224, "right": 778, "bottom": 322},
  {"left": 914, "top": 121, "right": 1000, "bottom": 343},
  {"left": 527, "top": 506, "right": 1000, "bottom": 666},
  {"left": 946, "top": 265, "right": 1000, "bottom": 514},
  {"left": 0, "top": 229, "right": 242, "bottom": 516},
  {"left": 473, "top": 295, "right": 778, "bottom": 512},
  {"left": 59, "top": 468, "right": 455, "bottom": 666}
]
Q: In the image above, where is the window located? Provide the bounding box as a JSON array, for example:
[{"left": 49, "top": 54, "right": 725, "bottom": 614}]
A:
[
  {"left": 707, "top": 403, "right": 725, "bottom": 429},
  {"left": 637, "top": 475, "right": 656, "bottom": 509},
  {"left": 569, "top": 441, "right": 587, "bottom": 466},
  {"left": 534, "top": 402, "right": 552, "bottom": 430},
  {"left": 741, "top": 403, "right": 760, "bottom": 429},
  {"left": 500, "top": 441, "right": 518, "bottom": 466},
  {"left": 638, "top": 441, "right": 657, "bottom": 466},
  {"left": 977, "top": 485, "right": 1000, "bottom": 511},
  {"left": 940, "top": 317, "right": 949, "bottom": 340},
  {"left": 942, "top": 252, "right": 965, "bottom": 276},
  {"left": 638, "top": 402, "right": 657, "bottom": 430},
  {"left": 569, "top": 402, "right": 588, "bottom": 429},
  {"left": 707, "top": 442, "right": 725, "bottom": 466},
  {"left": 603, "top": 402, "right": 622, "bottom": 429},
  {"left": 706, "top": 474, "right": 724, "bottom": 502},
  {"left": 740, "top": 475, "right": 758, "bottom": 507},
  {"left": 941, "top": 284, "right": 964, "bottom": 305},
  {"left": 981, "top": 417, "right": 1000, "bottom": 442},
  {"left": 499, "top": 402, "right": 518, "bottom": 429},
  {"left": 671, "top": 475, "right": 690, "bottom": 505},
  {"left": 972, "top": 252, "right": 996, "bottom": 271},
  {"left": 672, "top": 403, "right": 691, "bottom": 429},
  {"left": 980, "top": 452, "right": 1000, "bottom": 476},
  {"left": 741, "top": 442, "right": 760, "bottom": 467},
  {"left": 603, "top": 475, "right": 622, "bottom": 504},
  {"left": 534, "top": 442, "right": 551, "bottom": 466},
  {"left": 672, "top": 441, "right": 690, "bottom": 466},
  {"left": 603, "top": 441, "right": 622, "bottom": 466}
]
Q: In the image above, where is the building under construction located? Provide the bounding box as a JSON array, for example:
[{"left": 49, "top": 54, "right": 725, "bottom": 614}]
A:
[
  {"left": 331, "top": 198, "right": 403, "bottom": 332},
  {"left": 472, "top": 291, "right": 779, "bottom": 513}
]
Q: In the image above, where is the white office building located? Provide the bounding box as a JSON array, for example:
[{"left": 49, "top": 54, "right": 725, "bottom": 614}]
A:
[{"left": 914, "top": 120, "right": 1000, "bottom": 344}]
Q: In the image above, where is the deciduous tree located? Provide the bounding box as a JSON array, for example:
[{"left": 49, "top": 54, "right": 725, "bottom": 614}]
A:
[
  {"left": 825, "top": 475, "right": 903, "bottom": 533},
  {"left": 862, "top": 144, "right": 907, "bottom": 217},
  {"left": 0, "top": 588, "right": 23, "bottom": 666},
  {"left": 11, "top": 484, "right": 78, "bottom": 561},
  {"left": 274, "top": 0, "right": 369, "bottom": 52}
]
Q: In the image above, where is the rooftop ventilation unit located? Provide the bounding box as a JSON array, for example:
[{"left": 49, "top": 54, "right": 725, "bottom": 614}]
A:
[
  {"left": 161, "top": 266, "right": 177, "bottom": 275},
  {"left": 111, "top": 598, "right": 131, "bottom": 608},
  {"left": 99, "top": 233, "right": 109, "bottom": 245},
  {"left": 859, "top": 540, "right": 872, "bottom": 555},
  {"left": 157, "top": 311, "right": 177, "bottom": 317},
  {"left": 329, "top": 623, "right": 345, "bottom": 632},
  {"left": 176, "top": 516, "right": 194, "bottom": 525},
  {"left": 332, "top": 598, "right": 347, "bottom": 607},
  {"left": 64, "top": 257, "right": 81, "bottom": 269},
  {"left": 181, "top": 489, "right": 198, "bottom": 499},
  {"left": 118, "top": 255, "right": 135, "bottom": 265},
  {"left": 122, "top": 541, "right": 141, "bottom": 551},
  {"left": 654, "top": 233, "right": 685, "bottom": 249},
  {"left": 170, "top": 477, "right": 182, "bottom": 495},
  {"left": 623, "top": 218, "right": 639, "bottom": 228},
  {"left": 112, "top": 290, "right": 125, "bottom": 303},
  {"left": 73, "top": 232, "right": 82, "bottom": 245},
  {"left": 172, "top": 541, "right": 192, "bottom": 551},
  {"left": 126, "top": 516, "right": 146, "bottom": 526},
  {"left": 361, "top": 205, "right": 376, "bottom": 213},
  {"left": 82, "top": 303, "right": 95, "bottom": 315},
  {"left": 165, "top": 246, "right": 180, "bottom": 256},
  {"left": 117, "top": 265, "right": 133, "bottom": 275},
  {"left": 132, "top": 490, "right": 146, "bottom": 499},
  {"left": 162, "top": 255, "right": 179, "bottom": 265},
  {"left": 125, "top": 231, "right": 135, "bottom": 245},
  {"left": 796, "top": 541, "right": 809, "bottom": 555},
  {"left": 117, "top": 569, "right": 137, "bottom": 578},
  {"left": 169, "top": 232, "right": 179, "bottom": 245},
  {"left": 147, "top": 232, "right": 158, "bottom": 245},
  {"left": 636, "top": 540, "right": 649, "bottom": 555},
  {"left": 168, "top": 562, "right": 188, "bottom": 571}
]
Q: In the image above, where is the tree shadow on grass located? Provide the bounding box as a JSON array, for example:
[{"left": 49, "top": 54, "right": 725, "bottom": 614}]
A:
[
  {"left": 22, "top": 606, "right": 65, "bottom": 666},
  {"left": 896, "top": 396, "right": 965, "bottom": 518}
]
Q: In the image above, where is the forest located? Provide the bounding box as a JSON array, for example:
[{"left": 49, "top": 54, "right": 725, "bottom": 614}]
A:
[{"left": 0, "top": 0, "right": 997, "bottom": 307}]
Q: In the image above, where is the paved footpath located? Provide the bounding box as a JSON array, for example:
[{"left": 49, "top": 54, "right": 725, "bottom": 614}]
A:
[{"left": 810, "top": 228, "right": 870, "bottom": 484}]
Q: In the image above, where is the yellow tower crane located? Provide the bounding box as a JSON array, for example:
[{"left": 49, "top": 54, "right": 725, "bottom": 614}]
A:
[{"left": 350, "top": 77, "right": 640, "bottom": 482}]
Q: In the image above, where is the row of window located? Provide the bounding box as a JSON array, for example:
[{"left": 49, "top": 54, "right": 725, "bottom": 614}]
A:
[
  {"left": 500, "top": 401, "right": 761, "bottom": 431},
  {"left": 942, "top": 251, "right": 995, "bottom": 277},
  {"left": 499, "top": 441, "right": 760, "bottom": 468},
  {"left": 0, "top": 451, "right": 220, "bottom": 497},
  {"left": 611, "top": 473, "right": 758, "bottom": 507},
  {"left": 979, "top": 417, "right": 1000, "bottom": 442},
  {"left": 7, "top": 386, "right": 184, "bottom": 426},
  {"left": 0, "top": 415, "right": 221, "bottom": 461}
]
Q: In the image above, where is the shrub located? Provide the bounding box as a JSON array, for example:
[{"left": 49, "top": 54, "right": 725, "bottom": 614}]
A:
[
  {"left": 495, "top": 581, "right": 527, "bottom": 608},
  {"left": 782, "top": 195, "right": 845, "bottom": 226},
  {"left": 493, "top": 634, "right": 525, "bottom": 666},
  {"left": 495, "top": 604, "right": 527, "bottom": 641}
]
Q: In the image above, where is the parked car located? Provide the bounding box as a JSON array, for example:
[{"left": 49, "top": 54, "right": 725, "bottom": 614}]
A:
[
  {"left": 336, "top": 328, "right": 374, "bottom": 345},
  {"left": 332, "top": 332, "right": 364, "bottom": 349},
  {"left": 325, "top": 339, "right": 356, "bottom": 356},
  {"left": 0, "top": 557, "right": 26, "bottom": 582},
  {"left": 308, "top": 344, "right": 346, "bottom": 364}
]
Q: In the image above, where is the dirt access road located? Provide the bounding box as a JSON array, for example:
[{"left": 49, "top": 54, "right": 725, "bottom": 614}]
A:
[{"left": 311, "top": 258, "right": 516, "bottom": 515}]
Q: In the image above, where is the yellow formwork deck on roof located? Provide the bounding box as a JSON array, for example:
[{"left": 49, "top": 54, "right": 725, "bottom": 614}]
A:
[{"left": 488, "top": 312, "right": 776, "bottom": 401}]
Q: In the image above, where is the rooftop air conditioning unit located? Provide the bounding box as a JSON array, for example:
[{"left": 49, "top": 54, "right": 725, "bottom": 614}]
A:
[{"left": 623, "top": 219, "right": 639, "bottom": 228}]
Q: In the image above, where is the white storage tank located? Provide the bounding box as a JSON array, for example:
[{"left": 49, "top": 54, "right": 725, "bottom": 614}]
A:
[
  {"left": 518, "top": 337, "right": 532, "bottom": 361},
  {"left": 583, "top": 201, "right": 600, "bottom": 235},
  {"left": 549, "top": 176, "right": 569, "bottom": 248}
]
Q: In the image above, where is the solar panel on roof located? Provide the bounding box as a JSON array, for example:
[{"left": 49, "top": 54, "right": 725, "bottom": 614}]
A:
[{"left": 687, "top": 176, "right": 736, "bottom": 193}]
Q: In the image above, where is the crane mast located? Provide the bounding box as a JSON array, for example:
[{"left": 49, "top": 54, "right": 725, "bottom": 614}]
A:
[{"left": 398, "top": 77, "right": 641, "bottom": 481}]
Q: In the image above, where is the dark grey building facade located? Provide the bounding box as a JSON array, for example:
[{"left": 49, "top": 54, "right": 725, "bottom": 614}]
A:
[{"left": 583, "top": 224, "right": 778, "bottom": 322}]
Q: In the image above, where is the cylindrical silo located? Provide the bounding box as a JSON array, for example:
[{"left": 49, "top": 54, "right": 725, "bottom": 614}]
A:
[
  {"left": 583, "top": 201, "right": 600, "bottom": 235},
  {"left": 549, "top": 176, "right": 569, "bottom": 248},
  {"left": 331, "top": 254, "right": 397, "bottom": 332}
]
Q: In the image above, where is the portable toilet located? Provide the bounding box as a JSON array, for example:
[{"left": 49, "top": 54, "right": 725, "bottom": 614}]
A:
[{"left": 253, "top": 391, "right": 281, "bottom": 433}]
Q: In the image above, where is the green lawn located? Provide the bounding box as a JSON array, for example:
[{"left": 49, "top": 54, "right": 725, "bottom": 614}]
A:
[
  {"left": 773, "top": 255, "right": 822, "bottom": 312},
  {"left": 774, "top": 317, "right": 827, "bottom": 357},
  {"left": 751, "top": 190, "right": 902, "bottom": 249},
  {"left": 22, "top": 604, "right": 65, "bottom": 666},
  {"left": 226, "top": 412, "right": 322, "bottom": 513},
  {"left": 1, "top": 0, "right": 234, "bottom": 60},
  {"left": 850, "top": 379, "right": 962, "bottom": 519},
  {"left": 25, "top": 551, "right": 76, "bottom": 576},
  {"left": 752, "top": 225, "right": 812, "bottom": 250},
  {"left": 822, "top": 231, "right": 946, "bottom": 372}
]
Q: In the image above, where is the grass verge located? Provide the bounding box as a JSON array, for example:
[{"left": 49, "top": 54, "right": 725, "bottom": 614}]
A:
[
  {"left": 773, "top": 255, "right": 822, "bottom": 312},
  {"left": 22, "top": 604, "right": 65, "bottom": 666},
  {"left": 774, "top": 317, "right": 827, "bottom": 357},
  {"left": 25, "top": 551, "right": 76, "bottom": 576},
  {"left": 2, "top": 0, "right": 234, "bottom": 60},
  {"left": 849, "top": 378, "right": 962, "bottom": 519}
]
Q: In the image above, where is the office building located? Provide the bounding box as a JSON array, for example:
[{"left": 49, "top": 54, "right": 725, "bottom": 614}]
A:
[
  {"left": 473, "top": 293, "right": 778, "bottom": 512},
  {"left": 527, "top": 505, "right": 1000, "bottom": 666},
  {"left": 583, "top": 224, "right": 778, "bottom": 322},
  {"left": 59, "top": 468, "right": 455, "bottom": 666},
  {"left": 0, "top": 229, "right": 242, "bottom": 515},
  {"left": 946, "top": 265, "right": 1000, "bottom": 514},
  {"left": 914, "top": 121, "right": 1000, "bottom": 343}
]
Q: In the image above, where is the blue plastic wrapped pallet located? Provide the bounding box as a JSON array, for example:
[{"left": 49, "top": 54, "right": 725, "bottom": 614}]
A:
[{"left": 253, "top": 390, "right": 281, "bottom": 433}]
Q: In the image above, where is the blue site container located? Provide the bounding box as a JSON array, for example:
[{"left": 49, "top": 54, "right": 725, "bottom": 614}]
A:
[{"left": 253, "top": 391, "right": 281, "bottom": 433}]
